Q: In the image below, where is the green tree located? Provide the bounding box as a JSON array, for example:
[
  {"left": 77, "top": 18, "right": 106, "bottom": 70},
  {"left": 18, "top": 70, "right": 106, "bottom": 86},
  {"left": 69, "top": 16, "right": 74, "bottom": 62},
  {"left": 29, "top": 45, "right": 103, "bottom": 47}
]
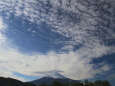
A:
[
  {"left": 101, "top": 80, "right": 111, "bottom": 86},
  {"left": 84, "top": 80, "right": 94, "bottom": 86},
  {"left": 39, "top": 83, "right": 47, "bottom": 86},
  {"left": 94, "top": 80, "right": 102, "bottom": 86},
  {"left": 72, "top": 82, "right": 84, "bottom": 86},
  {"left": 94, "top": 80, "right": 111, "bottom": 86},
  {"left": 52, "top": 81, "right": 63, "bottom": 86}
]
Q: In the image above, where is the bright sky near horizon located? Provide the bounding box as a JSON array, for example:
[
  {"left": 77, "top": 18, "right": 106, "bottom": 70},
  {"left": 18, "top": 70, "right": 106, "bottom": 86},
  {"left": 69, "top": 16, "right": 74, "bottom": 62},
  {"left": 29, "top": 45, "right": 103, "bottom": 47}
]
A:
[{"left": 0, "top": 0, "right": 115, "bottom": 86}]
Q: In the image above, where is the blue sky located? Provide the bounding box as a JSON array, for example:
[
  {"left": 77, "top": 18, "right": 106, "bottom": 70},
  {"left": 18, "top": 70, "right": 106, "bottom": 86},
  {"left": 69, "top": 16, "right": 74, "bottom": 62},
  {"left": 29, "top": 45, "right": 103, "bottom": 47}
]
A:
[{"left": 0, "top": 0, "right": 115, "bottom": 86}]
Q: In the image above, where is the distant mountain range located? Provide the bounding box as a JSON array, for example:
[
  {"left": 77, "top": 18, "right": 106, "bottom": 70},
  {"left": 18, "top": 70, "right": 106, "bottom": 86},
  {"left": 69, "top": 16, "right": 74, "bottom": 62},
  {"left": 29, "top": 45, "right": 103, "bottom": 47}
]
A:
[{"left": 30, "top": 72, "right": 78, "bottom": 85}]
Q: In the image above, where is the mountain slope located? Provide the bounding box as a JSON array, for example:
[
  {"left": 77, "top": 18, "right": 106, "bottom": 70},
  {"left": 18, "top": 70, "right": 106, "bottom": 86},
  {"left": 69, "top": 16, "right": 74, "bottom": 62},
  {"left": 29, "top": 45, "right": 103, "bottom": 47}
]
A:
[{"left": 30, "top": 72, "right": 78, "bottom": 85}]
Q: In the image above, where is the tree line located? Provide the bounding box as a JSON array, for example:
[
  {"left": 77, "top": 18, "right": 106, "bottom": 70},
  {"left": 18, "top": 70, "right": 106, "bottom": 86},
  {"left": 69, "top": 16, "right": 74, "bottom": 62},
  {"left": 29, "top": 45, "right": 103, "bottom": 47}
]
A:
[{"left": 39, "top": 80, "right": 111, "bottom": 86}]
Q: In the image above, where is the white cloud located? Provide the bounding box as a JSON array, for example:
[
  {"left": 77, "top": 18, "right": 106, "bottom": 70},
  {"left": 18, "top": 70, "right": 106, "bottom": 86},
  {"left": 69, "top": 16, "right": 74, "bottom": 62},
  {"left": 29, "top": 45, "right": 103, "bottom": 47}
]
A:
[
  {"left": 0, "top": 17, "right": 7, "bottom": 46},
  {"left": 0, "top": 44, "right": 114, "bottom": 81},
  {"left": 0, "top": 17, "right": 5, "bottom": 30},
  {"left": 0, "top": 34, "right": 6, "bottom": 44}
]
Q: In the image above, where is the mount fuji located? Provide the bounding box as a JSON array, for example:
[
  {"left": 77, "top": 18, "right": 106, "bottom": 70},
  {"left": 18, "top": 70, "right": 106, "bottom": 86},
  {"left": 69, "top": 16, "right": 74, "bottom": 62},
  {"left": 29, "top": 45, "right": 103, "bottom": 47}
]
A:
[
  {"left": 44, "top": 72, "right": 67, "bottom": 79},
  {"left": 30, "top": 72, "right": 78, "bottom": 85}
]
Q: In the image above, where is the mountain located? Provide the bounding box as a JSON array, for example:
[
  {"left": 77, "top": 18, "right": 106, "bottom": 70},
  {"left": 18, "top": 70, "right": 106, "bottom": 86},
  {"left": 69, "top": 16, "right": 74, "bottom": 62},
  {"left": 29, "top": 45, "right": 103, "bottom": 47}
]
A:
[
  {"left": 30, "top": 72, "right": 78, "bottom": 85},
  {"left": 0, "top": 77, "right": 36, "bottom": 86},
  {"left": 44, "top": 72, "right": 67, "bottom": 79}
]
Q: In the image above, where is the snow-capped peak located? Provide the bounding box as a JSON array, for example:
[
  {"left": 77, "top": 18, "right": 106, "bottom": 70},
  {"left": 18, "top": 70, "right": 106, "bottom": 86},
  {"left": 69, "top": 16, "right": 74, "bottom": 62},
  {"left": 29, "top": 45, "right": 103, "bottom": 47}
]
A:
[{"left": 45, "top": 72, "right": 67, "bottom": 79}]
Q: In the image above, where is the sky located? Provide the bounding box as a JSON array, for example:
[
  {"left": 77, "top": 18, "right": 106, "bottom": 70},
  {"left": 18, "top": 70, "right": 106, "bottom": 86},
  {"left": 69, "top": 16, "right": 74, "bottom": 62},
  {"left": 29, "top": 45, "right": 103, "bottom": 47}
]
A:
[{"left": 0, "top": 0, "right": 115, "bottom": 86}]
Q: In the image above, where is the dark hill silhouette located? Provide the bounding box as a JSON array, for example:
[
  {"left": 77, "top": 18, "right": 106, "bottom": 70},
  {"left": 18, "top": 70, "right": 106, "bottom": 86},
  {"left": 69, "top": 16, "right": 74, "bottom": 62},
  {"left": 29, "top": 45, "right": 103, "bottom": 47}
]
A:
[{"left": 0, "top": 77, "right": 36, "bottom": 86}]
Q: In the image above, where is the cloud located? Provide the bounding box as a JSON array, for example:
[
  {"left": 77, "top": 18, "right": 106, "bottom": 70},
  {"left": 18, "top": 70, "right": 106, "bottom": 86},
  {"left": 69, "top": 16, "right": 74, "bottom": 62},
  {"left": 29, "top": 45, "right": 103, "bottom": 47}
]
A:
[
  {"left": 0, "top": 0, "right": 115, "bottom": 81},
  {"left": 0, "top": 44, "right": 114, "bottom": 81},
  {"left": 107, "top": 73, "right": 115, "bottom": 80},
  {"left": 34, "top": 70, "right": 64, "bottom": 76},
  {"left": 0, "top": 34, "right": 6, "bottom": 45},
  {"left": 0, "top": 17, "right": 7, "bottom": 46},
  {"left": 0, "top": 17, "right": 6, "bottom": 30}
]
